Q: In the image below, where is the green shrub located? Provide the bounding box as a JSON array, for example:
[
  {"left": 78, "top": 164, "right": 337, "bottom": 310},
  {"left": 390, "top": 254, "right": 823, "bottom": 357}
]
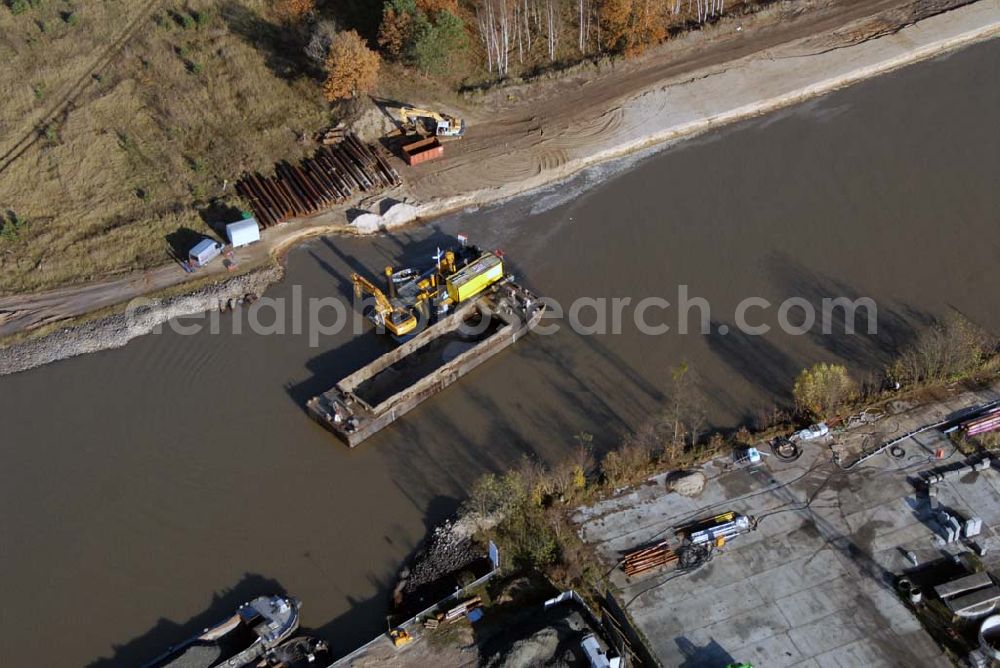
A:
[
  {"left": 43, "top": 124, "right": 59, "bottom": 146},
  {"left": 409, "top": 10, "right": 466, "bottom": 75},
  {"left": 1, "top": 212, "right": 30, "bottom": 243},
  {"left": 193, "top": 9, "right": 211, "bottom": 27},
  {"left": 7, "top": 0, "right": 29, "bottom": 15}
]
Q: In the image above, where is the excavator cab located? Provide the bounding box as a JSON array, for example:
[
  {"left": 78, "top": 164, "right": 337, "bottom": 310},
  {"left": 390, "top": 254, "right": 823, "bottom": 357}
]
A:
[{"left": 433, "top": 116, "right": 464, "bottom": 137}]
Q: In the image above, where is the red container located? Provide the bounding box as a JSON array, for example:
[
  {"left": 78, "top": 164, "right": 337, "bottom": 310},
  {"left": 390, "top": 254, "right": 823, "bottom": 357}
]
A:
[{"left": 402, "top": 137, "right": 444, "bottom": 165}]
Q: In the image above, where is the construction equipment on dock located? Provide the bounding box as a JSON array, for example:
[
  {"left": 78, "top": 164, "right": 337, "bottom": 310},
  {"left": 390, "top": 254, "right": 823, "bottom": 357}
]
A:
[
  {"left": 235, "top": 133, "right": 400, "bottom": 228},
  {"left": 677, "top": 511, "right": 754, "bottom": 546},
  {"left": 307, "top": 237, "right": 544, "bottom": 447},
  {"left": 398, "top": 106, "right": 465, "bottom": 138}
]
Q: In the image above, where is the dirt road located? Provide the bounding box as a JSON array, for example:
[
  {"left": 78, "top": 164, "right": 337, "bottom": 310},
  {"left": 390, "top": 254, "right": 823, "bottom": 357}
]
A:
[{"left": 0, "top": 0, "right": 994, "bottom": 343}]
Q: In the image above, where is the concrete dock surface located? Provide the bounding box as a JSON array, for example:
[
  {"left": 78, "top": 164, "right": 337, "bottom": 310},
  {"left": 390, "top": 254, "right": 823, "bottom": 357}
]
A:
[{"left": 575, "top": 381, "right": 1000, "bottom": 667}]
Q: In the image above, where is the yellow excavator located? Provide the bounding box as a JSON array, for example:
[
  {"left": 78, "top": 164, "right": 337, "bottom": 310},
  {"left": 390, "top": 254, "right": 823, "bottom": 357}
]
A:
[
  {"left": 397, "top": 106, "right": 465, "bottom": 138},
  {"left": 352, "top": 272, "right": 417, "bottom": 337}
]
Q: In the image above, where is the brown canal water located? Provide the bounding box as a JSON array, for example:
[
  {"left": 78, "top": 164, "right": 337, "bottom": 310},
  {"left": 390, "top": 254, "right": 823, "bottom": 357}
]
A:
[{"left": 1, "top": 40, "right": 999, "bottom": 667}]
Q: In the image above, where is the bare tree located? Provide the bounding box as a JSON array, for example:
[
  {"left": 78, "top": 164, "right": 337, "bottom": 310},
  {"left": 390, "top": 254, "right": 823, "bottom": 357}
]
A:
[
  {"left": 476, "top": 0, "right": 513, "bottom": 77},
  {"left": 545, "top": 0, "right": 561, "bottom": 61}
]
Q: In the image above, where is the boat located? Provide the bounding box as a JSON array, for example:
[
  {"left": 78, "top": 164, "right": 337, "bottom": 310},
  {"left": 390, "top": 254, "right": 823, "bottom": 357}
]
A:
[
  {"left": 144, "top": 595, "right": 301, "bottom": 668},
  {"left": 309, "top": 237, "right": 544, "bottom": 446},
  {"left": 249, "top": 636, "right": 330, "bottom": 668}
]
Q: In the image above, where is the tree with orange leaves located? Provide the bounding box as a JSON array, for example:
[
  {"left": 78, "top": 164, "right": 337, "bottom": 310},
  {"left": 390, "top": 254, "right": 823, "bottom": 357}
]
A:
[
  {"left": 599, "top": 0, "right": 664, "bottom": 56},
  {"left": 274, "top": 0, "right": 315, "bottom": 24},
  {"left": 323, "top": 30, "right": 381, "bottom": 101},
  {"left": 598, "top": 0, "right": 631, "bottom": 53}
]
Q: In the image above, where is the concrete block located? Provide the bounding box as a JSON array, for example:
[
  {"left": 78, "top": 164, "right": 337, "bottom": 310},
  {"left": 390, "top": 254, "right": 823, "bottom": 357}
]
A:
[
  {"left": 965, "top": 517, "right": 983, "bottom": 538},
  {"left": 945, "top": 585, "right": 1000, "bottom": 616},
  {"left": 975, "top": 457, "right": 991, "bottom": 471},
  {"left": 934, "top": 572, "right": 991, "bottom": 599}
]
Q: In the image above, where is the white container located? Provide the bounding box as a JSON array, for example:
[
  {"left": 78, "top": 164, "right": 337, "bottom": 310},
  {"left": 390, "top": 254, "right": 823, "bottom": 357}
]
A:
[{"left": 225, "top": 218, "right": 260, "bottom": 248}]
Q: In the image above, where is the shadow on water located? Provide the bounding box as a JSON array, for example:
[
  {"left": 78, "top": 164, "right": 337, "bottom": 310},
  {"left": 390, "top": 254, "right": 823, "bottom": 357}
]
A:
[
  {"left": 309, "top": 495, "right": 461, "bottom": 660},
  {"left": 87, "top": 574, "right": 288, "bottom": 668},
  {"left": 765, "top": 253, "right": 927, "bottom": 365}
]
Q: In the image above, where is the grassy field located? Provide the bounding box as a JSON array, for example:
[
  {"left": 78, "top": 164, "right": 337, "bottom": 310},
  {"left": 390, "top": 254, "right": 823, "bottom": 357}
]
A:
[{"left": 0, "top": 0, "right": 331, "bottom": 295}]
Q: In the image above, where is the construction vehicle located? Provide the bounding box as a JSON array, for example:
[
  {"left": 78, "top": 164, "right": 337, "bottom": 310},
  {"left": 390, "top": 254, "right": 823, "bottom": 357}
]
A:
[
  {"left": 677, "top": 511, "right": 754, "bottom": 546},
  {"left": 397, "top": 106, "right": 466, "bottom": 138},
  {"left": 388, "top": 628, "right": 413, "bottom": 647},
  {"left": 352, "top": 273, "right": 418, "bottom": 338},
  {"left": 351, "top": 237, "right": 506, "bottom": 341}
]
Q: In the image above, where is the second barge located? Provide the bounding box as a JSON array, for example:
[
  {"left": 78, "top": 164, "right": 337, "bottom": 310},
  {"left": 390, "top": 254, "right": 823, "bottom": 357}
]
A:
[{"left": 308, "top": 272, "right": 543, "bottom": 447}]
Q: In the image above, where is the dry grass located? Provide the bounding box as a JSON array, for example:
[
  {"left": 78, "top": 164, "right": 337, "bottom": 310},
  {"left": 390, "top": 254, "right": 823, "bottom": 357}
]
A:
[{"left": 0, "top": 0, "right": 330, "bottom": 295}]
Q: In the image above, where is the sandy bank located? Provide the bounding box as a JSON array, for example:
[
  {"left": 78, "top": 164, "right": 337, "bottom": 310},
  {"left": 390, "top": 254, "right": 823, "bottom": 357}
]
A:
[{"left": 396, "top": 0, "right": 1000, "bottom": 221}]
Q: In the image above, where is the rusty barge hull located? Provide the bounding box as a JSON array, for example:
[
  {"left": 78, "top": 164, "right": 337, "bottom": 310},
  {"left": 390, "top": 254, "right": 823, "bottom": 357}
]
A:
[{"left": 307, "top": 283, "right": 542, "bottom": 447}]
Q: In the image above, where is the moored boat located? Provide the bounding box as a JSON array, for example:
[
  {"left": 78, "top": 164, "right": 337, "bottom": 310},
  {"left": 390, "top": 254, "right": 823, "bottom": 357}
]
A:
[{"left": 144, "top": 595, "right": 300, "bottom": 668}]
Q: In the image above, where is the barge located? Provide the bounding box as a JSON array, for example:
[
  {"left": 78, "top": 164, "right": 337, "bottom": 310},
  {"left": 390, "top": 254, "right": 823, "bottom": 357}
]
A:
[
  {"left": 308, "top": 253, "right": 543, "bottom": 446},
  {"left": 144, "top": 595, "right": 300, "bottom": 668}
]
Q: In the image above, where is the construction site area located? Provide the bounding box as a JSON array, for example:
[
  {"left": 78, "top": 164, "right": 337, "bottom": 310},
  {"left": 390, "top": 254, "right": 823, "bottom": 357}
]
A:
[{"left": 574, "top": 382, "right": 1000, "bottom": 667}]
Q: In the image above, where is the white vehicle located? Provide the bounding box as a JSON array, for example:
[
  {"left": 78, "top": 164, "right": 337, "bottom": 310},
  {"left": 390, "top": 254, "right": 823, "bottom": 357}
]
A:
[
  {"left": 792, "top": 422, "right": 829, "bottom": 442},
  {"left": 188, "top": 238, "right": 223, "bottom": 267}
]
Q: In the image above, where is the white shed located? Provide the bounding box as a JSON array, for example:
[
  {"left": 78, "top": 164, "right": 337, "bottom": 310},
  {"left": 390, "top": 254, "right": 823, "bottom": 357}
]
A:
[
  {"left": 226, "top": 218, "right": 261, "bottom": 248},
  {"left": 189, "top": 238, "right": 223, "bottom": 267}
]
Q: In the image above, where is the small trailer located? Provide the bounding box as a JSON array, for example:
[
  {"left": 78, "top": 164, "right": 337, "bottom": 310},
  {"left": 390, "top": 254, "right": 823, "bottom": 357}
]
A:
[
  {"left": 188, "top": 238, "right": 223, "bottom": 268},
  {"left": 225, "top": 218, "right": 261, "bottom": 248},
  {"left": 401, "top": 137, "right": 443, "bottom": 165}
]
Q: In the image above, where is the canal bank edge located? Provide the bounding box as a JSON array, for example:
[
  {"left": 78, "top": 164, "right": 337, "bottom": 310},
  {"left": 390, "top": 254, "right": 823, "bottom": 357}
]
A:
[{"left": 1, "top": 1, "right": 998, "bottom": 376}]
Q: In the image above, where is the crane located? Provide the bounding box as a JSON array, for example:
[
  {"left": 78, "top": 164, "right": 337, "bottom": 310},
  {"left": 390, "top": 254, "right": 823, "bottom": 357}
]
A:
[
  {"left": 397, "top": 106, "right": 465, "bottom": 138},
  {"left": 351, "top": 273, "right": 417, "bottom": 337}
]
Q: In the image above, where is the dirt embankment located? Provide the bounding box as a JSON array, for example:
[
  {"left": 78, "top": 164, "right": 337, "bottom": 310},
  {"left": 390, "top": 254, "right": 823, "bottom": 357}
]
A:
[
  {"left": 1, "top": 0, "right": 998, "bottom": 375},
  {"left": 0, "top": 264, "right": 281, "bottom": 376}
]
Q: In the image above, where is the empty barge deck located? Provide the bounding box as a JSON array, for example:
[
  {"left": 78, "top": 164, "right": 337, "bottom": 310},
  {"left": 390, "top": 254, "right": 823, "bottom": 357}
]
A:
[{"left": 307, "top": 281, "right": 543, "bottom": 447}]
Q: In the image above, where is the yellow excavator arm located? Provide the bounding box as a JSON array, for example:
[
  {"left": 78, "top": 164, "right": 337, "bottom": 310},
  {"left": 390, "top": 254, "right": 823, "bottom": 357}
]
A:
[
  {"left": 351, "top": 273, "right": 417, "bottom": 337},
  {"left": 398, "top": 106, "right": 465, "bottom": 137}
]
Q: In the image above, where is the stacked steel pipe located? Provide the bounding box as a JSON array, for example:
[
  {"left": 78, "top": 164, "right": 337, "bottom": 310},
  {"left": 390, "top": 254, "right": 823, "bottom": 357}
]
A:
[
  {"left": 964, "top": 406, "right": 1000, "bottom": 436},
  {"left": 622, "top": 541, "right": 678, "bottom": 576},
  {"left": 235, "top": 133, "right": 401, "bottom": 228}
]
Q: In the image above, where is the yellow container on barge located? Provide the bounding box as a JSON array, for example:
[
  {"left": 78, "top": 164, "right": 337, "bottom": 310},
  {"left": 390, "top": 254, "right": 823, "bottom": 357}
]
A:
[{"left": 446, "top": 253, "right": 504, "bottom": 304}]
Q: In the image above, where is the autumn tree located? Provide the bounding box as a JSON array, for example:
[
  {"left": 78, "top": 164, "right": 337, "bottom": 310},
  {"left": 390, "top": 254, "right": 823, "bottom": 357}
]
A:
[
  {"left": 598, "top": 0, "right": 631, "bottom": 53},
  {"left": 598, "top": 0, "right": 665, "bottom": 56},
  {"left": 323, "top": 30, "right": 380, "bottom": 101},
  {"left": 274, "top": 0, "right": 315, "bottom": 24},
  {"left": 379, "top": 0, "right": 467, "bottom": 73},
  {"left": 378, "top": 4, "right": 413, "bottom": 59},
  {"left": 793, "top": 363, "right": 857, "bottom": 420}
]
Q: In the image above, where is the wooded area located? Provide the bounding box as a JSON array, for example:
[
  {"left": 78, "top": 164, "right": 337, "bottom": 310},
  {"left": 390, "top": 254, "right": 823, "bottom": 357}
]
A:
[{"left": 300, "top": 0, "right": 776, "bottom": 87}]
